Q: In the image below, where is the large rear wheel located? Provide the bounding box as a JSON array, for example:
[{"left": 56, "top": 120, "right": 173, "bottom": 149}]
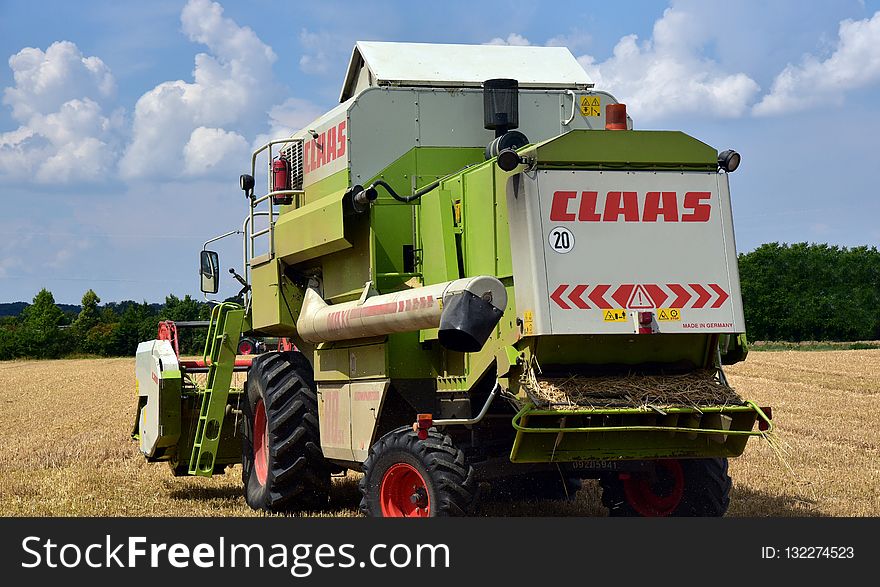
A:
[
  {"left": 600, "top": 458, "right": 731, "bottom": 517},
  {"left": 359, "top": 427, "right": 477, "bottom": 517},
  {"left": 241, "top": 351, "right": 331, "bottom": 512}
]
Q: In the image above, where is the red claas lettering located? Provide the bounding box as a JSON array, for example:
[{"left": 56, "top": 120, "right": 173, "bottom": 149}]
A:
[
  {"left": 304, "top": 120, "right": 347, "bottom": 175},
  {"left": 549, "top": 190, "right": 711, "bottom": 223}
]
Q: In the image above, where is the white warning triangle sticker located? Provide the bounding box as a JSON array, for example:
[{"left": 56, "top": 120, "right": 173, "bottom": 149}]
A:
[{"left": 627, "top": 284, "right": 654, "bottom": 309}]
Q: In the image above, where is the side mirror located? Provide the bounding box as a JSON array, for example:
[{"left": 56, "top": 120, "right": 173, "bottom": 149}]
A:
[
  {"left": 240, "top": 174, "right": 255, "bottom": 196},
  {"left": 200, "top": 250, "right": 219, "bottom": 294}
]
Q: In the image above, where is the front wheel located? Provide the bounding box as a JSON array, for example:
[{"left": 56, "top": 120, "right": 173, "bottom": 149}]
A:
[
  {"left": 600, "top": 458, "right": 731, "bottom": 517},
  {"left": 359, "top": 427, "right": 477, "bottom": 517},
  {"left": 241, "top": 351, "right": 331, "bottom": 512}
]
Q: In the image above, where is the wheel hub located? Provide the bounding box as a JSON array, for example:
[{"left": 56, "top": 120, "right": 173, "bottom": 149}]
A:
[
  {"left": 622, "top": 459, "right": 685, "bottom": 517},
  {"left": 380, "top": 463, "right": 431, "bottom": 517},
  {"left": 253, "top": 399, "right": 269, "bottom": 485}
]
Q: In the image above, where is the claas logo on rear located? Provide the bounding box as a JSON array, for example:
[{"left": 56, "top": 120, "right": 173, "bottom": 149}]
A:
[{"left": 550, "top": 190, "right": 711, "bottom": 223}]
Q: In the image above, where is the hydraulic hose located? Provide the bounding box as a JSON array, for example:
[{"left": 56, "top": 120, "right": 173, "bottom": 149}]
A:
[
  {"left": 368, "top": 164, "right": 475, "bottom": 203},
  {"left": 368, "top": 179, "right": 441, "bottom": 203}
]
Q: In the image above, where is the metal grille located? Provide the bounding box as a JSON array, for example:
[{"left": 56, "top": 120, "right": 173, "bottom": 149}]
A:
[{"left": 280, "top": 140, "right": 304, "bottom": 190}]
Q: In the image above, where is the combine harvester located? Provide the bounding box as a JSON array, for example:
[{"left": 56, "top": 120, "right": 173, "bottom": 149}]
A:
[{"left": 133, "top": 42, "right": 771, "bottom": 516}]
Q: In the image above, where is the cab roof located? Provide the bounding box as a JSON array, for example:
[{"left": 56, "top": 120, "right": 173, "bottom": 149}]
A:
[{"left": 340, "top": 41, "right": 593, "bottom": 102}]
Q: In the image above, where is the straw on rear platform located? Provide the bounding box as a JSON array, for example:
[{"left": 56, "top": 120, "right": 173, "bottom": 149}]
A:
[{"left": 522, "top": 367, "right": 742, "bottom": 410}]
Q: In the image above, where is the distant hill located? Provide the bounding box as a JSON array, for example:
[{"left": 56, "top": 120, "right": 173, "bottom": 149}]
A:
[{"left": 0, "top": 302, "right": 30, "bottom": 317}]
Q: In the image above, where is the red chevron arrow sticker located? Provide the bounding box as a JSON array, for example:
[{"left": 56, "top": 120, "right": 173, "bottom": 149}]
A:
[
  {"left": 550, "top": 284, "right": 570, "bottom": 309},
  {"left": 709, "top": 283, "right": 730, "bottom": 308},
  {"left": 588, "top": 284, "right": 612, "bottom": 309},
  {"left": 611, "top": 284, "right": 634, "bottom": 309},
  {"left": 643, "top": 284, "right": 668, "bottom": 308},
  {"left": 667, "top": 284, "right": 692, "bottom": 308},
  {"left": 689, "top": 283, "right": 712, "bottom": 309},
  {"left": 568, "top": 284, "right": 590, "bottom": 309}
]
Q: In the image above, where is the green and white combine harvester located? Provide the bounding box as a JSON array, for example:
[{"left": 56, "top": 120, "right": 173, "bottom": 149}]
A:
[{"left": 133, "top": 42, "right": 772, "bottom": 517}]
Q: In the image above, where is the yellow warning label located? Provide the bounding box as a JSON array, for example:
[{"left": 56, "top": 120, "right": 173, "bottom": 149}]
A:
[
  {"left": 580, "top": 95, "right": 601, "bottom": 117},
  {"left": 603, "top": 309, "right": 627, "bottom": 322},
  {"left": 657, "top": 308, "right": 682, "bottom": 321},
  {"left": 523, "top": 310, "right": 534, "bottom": 335}
]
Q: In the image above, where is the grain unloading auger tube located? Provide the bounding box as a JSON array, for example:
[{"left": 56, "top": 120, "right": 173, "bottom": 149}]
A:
[{"left": 296, "top": 276, "right": 507, "bottom": 352}]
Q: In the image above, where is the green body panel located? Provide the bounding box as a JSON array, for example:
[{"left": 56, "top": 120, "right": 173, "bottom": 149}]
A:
[
  {"left": 370, "top": 147, "right": 484, "bottom": 293},
  {"left": 304, "top": 169, "right": 350, "bottom": 204},
  {"left": 524, "top": 129, "right": 718, "bottom": 171},
  {"left": 250, "top": 259, "right": 301, "bottom": 334},
  {"left": 315, "top": 338, "right": 389, "bottom": 382},
  {"left": 188, "top": 303, "right": 245, "bottom": 476},
  {"left": 157, "top": 369, "right": 182, "bottom": 452},
  {"left": 273, "top": 188, "right": 350, "bottom": 265},
  {"left": 419, "top": 188, "right": 460, "bottom": 285}
]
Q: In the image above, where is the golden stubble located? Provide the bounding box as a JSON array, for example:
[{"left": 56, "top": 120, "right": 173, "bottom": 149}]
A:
[{"left": 0, "top": 352, "right": 876, "bottom": 517}]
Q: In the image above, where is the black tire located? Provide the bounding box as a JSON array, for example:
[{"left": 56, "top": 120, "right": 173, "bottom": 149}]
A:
[
  {"left": 359, "top": 427, "right": 477, "bottom": 517},
  {"left": 241, "top": 351, "right": 331, "bottom": 512},
  {"left": 490, "top": 471, "right": 582, "bottom": 502},
  {"left": 600, "top": 458, "right": 731, "bottom": 517}
]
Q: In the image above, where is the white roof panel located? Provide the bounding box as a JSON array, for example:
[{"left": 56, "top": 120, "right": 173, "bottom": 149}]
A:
[{"left": 340, "top": 41, "right": 592, "bottom": 102}]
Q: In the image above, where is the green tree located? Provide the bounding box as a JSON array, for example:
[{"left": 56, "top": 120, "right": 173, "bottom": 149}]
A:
[
  {"left": 738, "top": 243, "right": 880, "bottom": 341},
  {"left": 72, "top": 289, "right": 101, "bottom": 353},
  {"left": 19, "top": 288, "right": 68, "bottom": 358}
]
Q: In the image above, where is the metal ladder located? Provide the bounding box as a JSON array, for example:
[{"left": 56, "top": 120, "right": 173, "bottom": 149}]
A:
[{"left": 188, "top": 302, "right": 245, "bottom": 476}]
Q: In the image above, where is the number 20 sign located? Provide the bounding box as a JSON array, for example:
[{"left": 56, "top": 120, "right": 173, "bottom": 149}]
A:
[{"left": 548, "top": 227, "right": 575, "bottom": 254}]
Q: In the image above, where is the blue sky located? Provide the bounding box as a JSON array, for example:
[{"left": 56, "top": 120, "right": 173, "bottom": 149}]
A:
[{"left": 1, "top": 0, "right": 879, "bottom": 303}]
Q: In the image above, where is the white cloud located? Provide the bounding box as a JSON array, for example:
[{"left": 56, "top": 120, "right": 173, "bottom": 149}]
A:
[
  {"left": 299, "top": 29, "right": 333, "bottom": 74},
  {"left": 485, "top": 33, "right": 531, "bottom": 46},
  {"left": 183, "top": 126, "right": 249, "bottom": 177},
  {"left": 754, "top": 11, "right": 880, "bottom": 116},
  {"left": 298, "top": 28, "right": 354, "bottom": 76},
  {"left": 119, "top": 0, "right": 278, "bottom": 180},
  {"left": 546, "top": 30, "right": 592, "bottom": 53},
  {"left": 253, "top": 97, "right": 325, "bottom": 148},
  {"left": 0, "top": 42, "right": 119, "bottom": 184},
  {"left": 577, "top": 7, "right": 760, "bottom": 122},
  {"left": 3, "top": 41, "right": 114, "bottom": 121}
]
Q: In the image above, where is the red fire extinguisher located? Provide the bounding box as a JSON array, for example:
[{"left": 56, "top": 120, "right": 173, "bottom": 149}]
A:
[{"left": 272, "top": 158, "right": 291, "bottom": 205}]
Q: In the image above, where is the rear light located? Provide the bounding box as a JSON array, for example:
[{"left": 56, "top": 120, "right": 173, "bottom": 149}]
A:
[
  {"left": 638, "top": 311, "right": 653, "bottom": 334},
  {"left": 605, "top": 103, "right": 628, "bottom": 130},
  {"left": 414, "top": 413, "right": 433, "bottom": 440}
]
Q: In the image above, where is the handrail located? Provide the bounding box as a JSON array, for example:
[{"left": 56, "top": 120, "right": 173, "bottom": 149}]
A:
[
  {"left": 562, "top": 89, "right": 577, "bottom": 126},
  {"left": 247, "top": 138, "right": 305, "bottom": 272},
  {"left": 511, "top": 401, "right": 773, "bottom": 435}
]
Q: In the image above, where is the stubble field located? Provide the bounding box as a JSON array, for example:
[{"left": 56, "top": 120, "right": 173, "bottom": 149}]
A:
[{"left": 0, "top": 351, "right": 877, "bottom": 517}]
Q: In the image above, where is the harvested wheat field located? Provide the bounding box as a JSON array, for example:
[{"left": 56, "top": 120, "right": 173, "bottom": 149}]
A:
[{"left": 0, "top": 352, "right": 877, "bottom": 517}]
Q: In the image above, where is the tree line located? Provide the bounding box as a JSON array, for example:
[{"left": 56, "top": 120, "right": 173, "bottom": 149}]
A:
[
  {"left": 1, "top": 242, "right": 879, "bottom": 360},
  {"left": 0, "top": 289, "right": 211, "bottom": 360},
  {"left": 737, "top": 243, "right": 880, "bottom": 341}
]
